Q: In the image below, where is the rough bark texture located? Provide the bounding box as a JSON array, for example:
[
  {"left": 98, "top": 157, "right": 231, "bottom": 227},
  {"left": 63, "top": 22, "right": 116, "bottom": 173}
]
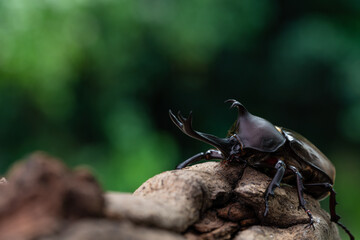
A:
[{"left": 0, "top": 152, "right": 340, "bottom": 240}]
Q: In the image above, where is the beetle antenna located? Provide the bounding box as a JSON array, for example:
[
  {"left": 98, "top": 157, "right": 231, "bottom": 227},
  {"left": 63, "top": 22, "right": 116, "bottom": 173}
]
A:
[{"left": 225, "top": 99, "right": 248, "bottom": 115}]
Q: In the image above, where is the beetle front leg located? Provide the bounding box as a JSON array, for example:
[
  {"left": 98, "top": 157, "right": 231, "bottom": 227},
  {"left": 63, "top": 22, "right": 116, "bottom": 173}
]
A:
[
  {"left": 264, "top": 160, "right": 286, "bottom": 217},
  {"left": 176, "top": 149, "right": 224, "bottom": 169},
  {"left": 288, "top": 166, "right": 314, "bottom": 229}
]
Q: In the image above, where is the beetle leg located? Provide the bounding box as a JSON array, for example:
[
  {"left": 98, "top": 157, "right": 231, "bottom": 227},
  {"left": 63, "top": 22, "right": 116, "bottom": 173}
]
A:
[
  {"left": 176, "top": 149, "right": 224, "bottom": 169},
  {"left": 304, "top": 183, "right": 354, "bottom": 240},
  {"left": 264, "top": 160, "right": 286, "bottom": 217},
  {"left": 288, "top": 166, "right": 314, "bottom": 229}
]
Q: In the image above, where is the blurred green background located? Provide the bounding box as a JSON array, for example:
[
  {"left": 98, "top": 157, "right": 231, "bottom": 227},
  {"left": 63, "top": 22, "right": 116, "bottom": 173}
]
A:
[{"left": 0, "top": 0, "right": 359, "bottom": 238}]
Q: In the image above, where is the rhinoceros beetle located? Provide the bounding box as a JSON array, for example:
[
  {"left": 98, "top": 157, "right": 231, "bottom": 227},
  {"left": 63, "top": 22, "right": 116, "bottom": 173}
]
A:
[{"left": 169, "top": 99, "right": 354, "bottom": 240}]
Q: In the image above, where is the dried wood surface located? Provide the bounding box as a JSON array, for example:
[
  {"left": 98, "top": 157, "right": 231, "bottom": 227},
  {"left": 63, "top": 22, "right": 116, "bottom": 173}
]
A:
[{"left": 0, "top": 152, "right": 340, "bottom": 240}]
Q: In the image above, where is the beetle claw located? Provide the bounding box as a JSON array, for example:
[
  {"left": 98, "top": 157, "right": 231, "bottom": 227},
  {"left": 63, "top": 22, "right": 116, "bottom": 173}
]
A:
[
  {"left": 263, "top": 204, "right": 269, "bottom": 217},
  {"left": 304, "top": 220, "right": 315, "bottom": 230},
  {"left": 302, "top": 208, "right": 315, "bottom": 230}
]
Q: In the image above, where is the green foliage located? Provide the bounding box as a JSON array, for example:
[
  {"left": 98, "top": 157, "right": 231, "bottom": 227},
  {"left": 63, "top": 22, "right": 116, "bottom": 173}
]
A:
[{"left": 0, "top": 0, "right": 360, "bottom": 238}]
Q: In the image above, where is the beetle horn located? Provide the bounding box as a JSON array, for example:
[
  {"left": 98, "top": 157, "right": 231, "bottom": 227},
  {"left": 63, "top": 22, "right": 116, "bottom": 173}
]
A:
[
  {"left": 225, "top": 99, "right": 248, "bottom": 115},
  {"left": 169, "top": 110, "right": 232, "bottom": 157}
]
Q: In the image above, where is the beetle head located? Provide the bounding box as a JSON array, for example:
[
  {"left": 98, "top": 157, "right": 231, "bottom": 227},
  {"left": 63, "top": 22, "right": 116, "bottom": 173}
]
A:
[{"left": 226, "top": 99, "right": 286, "bottom": 153}]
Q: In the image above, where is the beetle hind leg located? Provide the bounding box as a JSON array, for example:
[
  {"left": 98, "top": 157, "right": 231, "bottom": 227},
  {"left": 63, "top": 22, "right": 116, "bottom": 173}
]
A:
[
  {"left": 264, "top": 160, "right": 286, "bottom": 217},
  {"left": 303, "top": 183, "right": 354, "bottom": 240},
  {"left": 288, "top": 166, "right": 314, "bottom": 229},
  {"left": 176, "top": 149, "right": 223, "bottom": 169}
]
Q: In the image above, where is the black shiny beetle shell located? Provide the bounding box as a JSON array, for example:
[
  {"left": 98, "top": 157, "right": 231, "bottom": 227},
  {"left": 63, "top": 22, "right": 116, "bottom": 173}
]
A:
[
  {"left": 226, "top": 99, "right": 286, "bottom": 152},
  {"left": 226, "top": 99, "right": 335, "bottom": 185},
  {"left": 281, "top": 128, "right": 336, "bottom": 186}
]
